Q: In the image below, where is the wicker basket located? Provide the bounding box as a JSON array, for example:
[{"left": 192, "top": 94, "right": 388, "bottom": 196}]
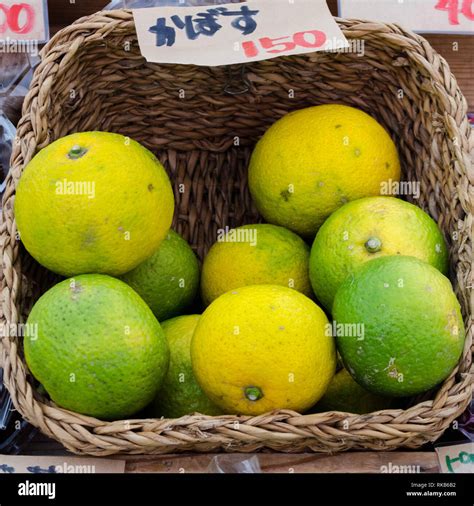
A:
[{"left": 1, "top": 10, "right": 472, "bottom": 456}]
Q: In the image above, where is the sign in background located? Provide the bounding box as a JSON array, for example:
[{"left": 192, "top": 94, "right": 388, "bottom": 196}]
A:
[
  {"left": 435, "top": 442, "right": 474, "bottom": 473},
  {"left": 0, "top": 454, "right": 126, "bottom": 473},
  {"left": 134, "top": 0, "right": 349, "bottom": 66},
  {"left": 0, "top": 0, "right": 49, "bottom": 43},
  {"left": 339, "top": 0, "right": 474, "bottom": 34}
]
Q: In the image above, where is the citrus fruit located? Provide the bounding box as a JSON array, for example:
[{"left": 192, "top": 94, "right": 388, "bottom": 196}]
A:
[
  {"left": 332, "top": 256, "right": 465, "bottom": 397},
  {"left": 151, "top": 315, "right": 222, "bottom": 418},
  {"left": 15, "top": 131, "right": 174, "bottom": 276},
  {"left": 313, "top": 368, "right": 390, "bottom": 414},
  {"left": 248, "top": 104, "right": 401, "bottom": 237},
  {"left": 309, "top": 197, "right": 449, "bottom": 310},
  {"left": 24, "top": 274, "right": 169, "bottom": 420},
  {"left": 201, "top": 224, "right": 311, "bottom": 305},
  {"left": 191, "top": 285, "right": 336, "bottom": 415},
  {"left": 121, "top": 230, "right": 199, "bottom": 321}
]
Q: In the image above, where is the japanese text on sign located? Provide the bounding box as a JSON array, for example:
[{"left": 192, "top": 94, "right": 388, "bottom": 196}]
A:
[
  {"left": 338, "top": 0, "right": 474, "bottom": 33},
  {"left": 133, "top": 0, "right": 349, "bottom": 66},
  {"left": 0, "top": 455, "right": 126, "bottom": 474},
  {"left": 435, "top": 443, "right": 474, "bottom": 473},
  {"left": 149, "top": 5, "right": 259, "bottom": 47}
]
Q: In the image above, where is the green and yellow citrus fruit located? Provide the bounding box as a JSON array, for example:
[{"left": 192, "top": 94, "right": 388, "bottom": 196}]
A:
[
  {"left": 15, "top": 132, "right": 174, "bottom": 276},
  {"left": 24, "top": 274, "right": 169, "bottom": 420},
  {"left": 333, "top": 256, "right": 465, "bottom": 397},
  {"left": 201, "top": 224, "right": 311, "bottom": 305},
  {"left": 313, "top": 368, "right": 390, "bottom": 414},
  {"left": 310, "top": 197, "right": 449, "bottom": 310},
  {"left": 248, "top": 104, "right": 401, "bottom": 237},
  {"left": 191, "top": 285, "right": 336, "bottom": 415},
  {"left": 151, "top": 315, "right": 222, "bottom": 418},
  {"left": 121, "top": 230, "right": 199, "bottom": 321}
]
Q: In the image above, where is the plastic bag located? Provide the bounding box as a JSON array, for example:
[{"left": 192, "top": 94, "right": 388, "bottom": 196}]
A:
[
  {"left": 0, "top": 113, "right": 16, "bottom": 193},
  {"left": 0, "top": 34, "right": 41, "bottom": 459},
  {"left": 0, "top": 50, "right": 39, "bottom": 186},
  {"left": 459, "top": 399, "right": 473, "bottom": 442},
  {"left": 0, "top": 370, "right": 37, "bottom": 454},
  {"left": 207, "top": 454, "right": 262, "bottom": 473}
]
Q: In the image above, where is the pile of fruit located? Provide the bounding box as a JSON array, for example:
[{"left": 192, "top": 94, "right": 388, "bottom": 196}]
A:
[{"left": 16, "top": 104, "right": 465, "bottom": 420}]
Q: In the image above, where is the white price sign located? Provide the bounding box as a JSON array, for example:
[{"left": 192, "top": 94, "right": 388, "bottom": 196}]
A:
[
  {"left": 0, "top": 0, "right": 49, "bottom": 43},
  {"left": 133, "top": 0, "right": 349, "bottom": 66},
  {"left": 338, "top": 0, "right": 474, "bottom": 34},
  {"left": 435, "top": 442, "right": 474, "bottom": 473}
]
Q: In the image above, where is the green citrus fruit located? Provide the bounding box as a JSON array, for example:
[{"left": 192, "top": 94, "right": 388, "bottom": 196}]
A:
[
  {"left": 313, "top": 368, "right": 391, "bottom": 414},
  {"left": 151, "top": 315, "right": 222, "bottom": 418},
  {"left": 191, "top": 285, "right": 336, "bottom": 415},
  {"left": 24, "top": 274, "right": 170, "bottom": 420},
  {"left": 310, "top": 197, "right": 449, "bottom": 310},
  {"left": 15, "top": 132, "right": 174, "bottom": 276},
  {"left": 333, "top": 256, "right": 465, "bottom": 397},
  {"left": 121, "top": 230, "right": 199, "bottom": 321},
  {"left": 201, "top": 224, "right": 311, "bottom": 305},
  {"left": 248, "top": 104, "right": 401, "bottom": 237}
]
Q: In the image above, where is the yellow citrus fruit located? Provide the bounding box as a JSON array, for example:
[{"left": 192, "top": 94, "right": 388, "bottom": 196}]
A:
[
  {"left": 15, "top": 131, "right": 174, "bottom": 276},
  {"left": 191, "top": 285, "right": 336, "bottom": 415},
  {"left": 121, "top": 230, "right": 200, "bottom": 321},
  {"left": 201, "top": 224, "right": 311, "bottom": 305},
  {"left": 248, "top": 104, "right": 401, "bottom": 237},
  {"left": 313, "top": 368, "right": 391, "bottom": 414},
  {"left": 151, "top": 315, "right": 222, "bottom": 418},
  {"left": 333, "top": 256, "right": 465, "bottom": 397},
  {"left": 24, "top": 274, "right": 170, "bottom": 420},
  {"left": 310, "top": 197, "right": 449, "bottom": 310}
]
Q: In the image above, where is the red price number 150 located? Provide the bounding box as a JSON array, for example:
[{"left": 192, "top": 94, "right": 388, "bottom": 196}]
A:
[
  {"left": 242, "top": 30, "right": 327, "bottom": 59},
  {"left": 435, "top": 0, "right": 474, "bottom": 25}
]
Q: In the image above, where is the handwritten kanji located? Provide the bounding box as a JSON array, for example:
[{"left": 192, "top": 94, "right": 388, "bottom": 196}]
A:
[
  {"left": 149, "top": 18, "right": 176, "bottom": 47},
  {"left": 216, "top": 6, "right": 259, "bottom": 35},
  {"left": 27, "top": 465, "right": 58, "bottom": 473},
  {"left": 445, "top": 450, "right": 474, "bottom": 472},
  {"left": 170, "top": 10, "right": 222, "bottom": 41},
  {"left": 149, "top": 6, "right": 259, "bottom": 47}
]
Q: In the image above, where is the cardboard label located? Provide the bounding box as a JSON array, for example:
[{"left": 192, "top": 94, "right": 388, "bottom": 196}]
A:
[
  {"left": 133, "top": 0, "right": 349, "bottom": 66},
  {"left": 0, "top": 0, "right": 49, "bottom": 43},
  {"left": 339, "top": 0, "right": 474, "bottom": 34},
  {"left": 435, "top": 442, "right": 474, "bottom": 473},
  {"left": 0, "top": 455, "right": 126, "bottom": 473}
]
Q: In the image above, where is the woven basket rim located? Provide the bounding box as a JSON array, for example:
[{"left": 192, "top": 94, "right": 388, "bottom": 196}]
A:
[{"left": 0, "top": 11, "right": 472, "bottom": 455}]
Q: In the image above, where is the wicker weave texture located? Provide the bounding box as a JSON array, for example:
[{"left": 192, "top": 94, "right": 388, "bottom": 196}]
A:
[{"left": 0, "top": 11, "right": 472, "bottom": 456}]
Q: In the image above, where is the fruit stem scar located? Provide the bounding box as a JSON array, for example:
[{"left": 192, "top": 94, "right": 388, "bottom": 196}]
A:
[
  {"left": 365, "top": 237, "right": 382, "bottom": 253},
  {"left": 244, "top": 386, "right": 263, "bottom": 401},
  {"left": 70, "top": 282, "right": 83, "bottom": 294},
  {"left": 68, "top": 145, "right": 88, "bottom": 159},
  {"left": 280, "top": 189, "right": 291, "bottom": 201}
]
